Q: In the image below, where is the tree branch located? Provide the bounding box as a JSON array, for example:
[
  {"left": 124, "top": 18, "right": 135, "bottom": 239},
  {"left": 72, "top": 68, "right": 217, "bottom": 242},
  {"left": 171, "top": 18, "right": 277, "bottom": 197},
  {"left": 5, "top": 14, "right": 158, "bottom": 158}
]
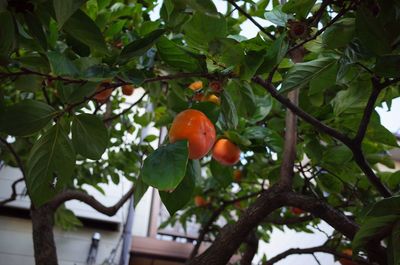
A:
[
  {"left": 240, "top": 230, "right": 259, "bottom": 265},
  {"left": 103, "top": 92, "right": 148, "bottom": 123},
  {"left": 0, "top": 137, "right": 27, "bottom": 179},
  {"left": 263, "top": 245, "right": 372, "bottom": 265},
  {"left": 0, "top": 177, "right": 24, "bottom": 206},
  {"left": 226, "top": 0, "right": 275, "bottom": 40},
  {"left": 264, "top": 214, "right": 314, "bottom": 226},
  {"left": 48, "top": 185, "right": 134, "bottom": 216},
  {"left": 252, "top": 77, "right": 353, "bottom": 146}
]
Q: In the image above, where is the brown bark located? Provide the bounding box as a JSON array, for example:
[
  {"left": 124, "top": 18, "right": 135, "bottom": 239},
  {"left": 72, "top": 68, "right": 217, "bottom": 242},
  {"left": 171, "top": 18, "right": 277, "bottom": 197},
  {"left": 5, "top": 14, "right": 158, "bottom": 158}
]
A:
[
  {"left": 31, "top": 205, "right": 58, "bottom": 265},
  {"left": 240, "top": 231, "right": 259, "bottom": 265}
]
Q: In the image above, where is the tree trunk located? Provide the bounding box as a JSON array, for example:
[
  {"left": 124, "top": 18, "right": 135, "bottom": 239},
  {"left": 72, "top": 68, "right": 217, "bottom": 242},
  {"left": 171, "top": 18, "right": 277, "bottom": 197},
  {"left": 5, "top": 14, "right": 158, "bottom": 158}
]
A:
[
  {"left": 240, "top": 231, "right": 259, "bottom": 265},
  {"left": 31, "top": 205, "right": 58, "bottom": 265}
]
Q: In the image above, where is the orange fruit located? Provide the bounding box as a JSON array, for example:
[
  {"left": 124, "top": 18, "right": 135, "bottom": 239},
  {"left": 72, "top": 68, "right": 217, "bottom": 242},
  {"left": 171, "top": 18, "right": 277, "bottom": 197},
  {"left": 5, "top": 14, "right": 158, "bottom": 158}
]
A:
[
  {"left": 339, "top": 249, "right": 356, "bottom": 265},
  {"left": 94, "top": 81, "right": 113, "bottom": 103},
  {"left": 210, "top": 81, "right": 222, "bottom": 93},
  {"left": 169, "top": 109, "right": 216, "bottom": 160},
  {"left": 193, "top": 93, "right": 205, "bottom": 102},
  {"left": 122, "top": 85, "right": 134, "bottom": 96},
  {"left": 204, "top": 94, "right": 220, "bottom": 105},
  {"left": 212, "top": 139, "right": 241, "bottom": 166},
  {"left": 291, "top": 207, "right": 305, "bottom": 215},
  {"left": 194, "top": 196, "right": 208, "bottom": 207},
  {"left": 189, "top": 81, "right": 203, "bottom": 91},
  {"left": 233, "top": 169, "right": 242, "bottom": 182}
]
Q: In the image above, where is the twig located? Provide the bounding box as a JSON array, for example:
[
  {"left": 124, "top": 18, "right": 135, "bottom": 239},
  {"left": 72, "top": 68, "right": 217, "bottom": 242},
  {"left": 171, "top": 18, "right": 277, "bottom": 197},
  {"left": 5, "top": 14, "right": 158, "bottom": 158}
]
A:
[
  {"left": 103, "top": 92, "right": 148, "bottom": 123},
  {"left": 0, "top": 137, "right": 26, "bottom": 179},
  {"left": 0, "top": 177, "right": 24, "bottom": 206},
  {"left": 226, "top": 0, "right": 275, "bottom": 40},
  {"left": 48, "top": 185, "right": 134, "bottom": 215}
]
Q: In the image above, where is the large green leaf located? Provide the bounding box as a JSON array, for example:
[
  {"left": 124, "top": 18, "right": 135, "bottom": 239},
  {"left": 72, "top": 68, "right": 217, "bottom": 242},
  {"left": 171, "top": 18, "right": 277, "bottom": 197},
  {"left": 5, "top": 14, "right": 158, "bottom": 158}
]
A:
[
  {"left": 355, "top": 7, "right": 391, "bottom": 55},
  {"left": 309, "top": 61, "right": 337, "bottom": 106},
  {"left": 322, "top": 18, "right": 355, "bottom": 49},
  {"left": 24, "top": 12, "right": 47, "bottom": 50},
  {"left": 119, "top": 29, "right": 165, "bottom": 63},
  {"left": 391, "top": 221, "right": 400, "bottom": 265},
  {"left": 221, "top": 89, "right": 239, "bottom": 129},
  {"left": 0, "top": 100, "right": 56, "bottom": 136},
  {"left": 210, "top": 159, "right": 233, "bottom": 188},
  {"left": 63, "top": 10, "right": 107, "bottom": 54},
  {"left": 26, "top": 124, "right": 76, "bottom": 206},
  {"left": 71, "top": 114, "right": 109, "bottom": 160},
  {"left": 0, "top": 10, "right": 15, "bottom": 55},
  {"left": 264, "top": 6, "right": 293, "bottom": 26},
  {"left": 183, "top": 12, "right": 227, "bottom": 50},
  {"left": 142, "top": 140, "right": 189, "bottom": 190},
  {"left": 47, "top": 51, "right": 79, "bottom": 76},
  {"left": 53, "top": 0, "right": 86, "bottom": 28},
  {"left": 353, "top": 215, "right": 400, "bottom": 252},
  {"left": 156, "top": 37, "right": 205, "bottom": 72},
  {"left": 366, "top": 196, "right": 400, "bottom": 217},
  {"left": 374, "top": 55, "right": 400, "bottom": 78},
  {"left": 134, "top": 176, "right": 149, "bottom": 208},
  {"left": 282, "top": 0, "right": 316, "bottom": 19},
  {"left": 281, "top": 57, "right": 336, "bottom": 93},
  {"left": 159, "top": 160, "right": 197, "bottom": 215},
  {"left": 57, "top": 82, "right": 97, "bottom": 104}
]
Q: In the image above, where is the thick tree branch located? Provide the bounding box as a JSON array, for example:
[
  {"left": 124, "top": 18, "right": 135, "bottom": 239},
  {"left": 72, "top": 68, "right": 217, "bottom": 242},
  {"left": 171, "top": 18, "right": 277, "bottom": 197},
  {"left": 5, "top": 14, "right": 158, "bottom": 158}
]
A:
[
  {"left": 263, "top": 245, "right": 372, "bottom": 265},
  {"left": 226, "top": 0, "right": 275, "bottom": 40},
  {"left": 264, "top": 214, "right": 314, "bottom": 226},
  {"left": 188, "top": 191, "right": 263, "bottom": 260},
  {"left": 48, "top": 185, "right": 134, "bottom": 216},
  {"left": 240, "top": 230, "right": 259, "bottom": 265},
  {"left": 0, "top": 177, "right": 24, "bottom": 206}
]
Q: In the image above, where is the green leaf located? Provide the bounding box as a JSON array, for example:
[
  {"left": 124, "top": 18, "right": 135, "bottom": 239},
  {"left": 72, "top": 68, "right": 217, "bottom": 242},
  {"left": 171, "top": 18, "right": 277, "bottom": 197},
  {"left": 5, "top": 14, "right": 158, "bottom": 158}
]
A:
[
  {"left": 191, "top": 101, "right": 220, "bottom": 124},
  {"left": 119, "top": 29, "right": 165, "bottom": 63},
  {"left": 71, "top": 114, "right": 109, "bottom": 160},
  {"left": 240, "top": 50, "right": 266, "bottom": 81},
  {"left": 224, "top": 131, "right": 251, "bottom": 147},
  {"left": 142, "top": 140, "right": 189, "bottom": 190},
  {"left": 15, "top": 75, "right": 43, "bottom": 92},
  {"left": 55, "top": 204, "right": 83, "bottom": 230},
  {"left": 322, "top": 18, "right": 355, "bottom": 49},
  {"left": 156, "top": 37, "right": 205, "bottom": 72},
  {"left": 391, "top": 221, "right": 400, "bottom": 265},
  {"left": 134, "top": 176, "right": 149, "bottom": 208},
  {"left": 282, "top": 0, "right": 316, "bottom": 19},
  {"left": 221, "top": 90, "right": 239, "bottom": 129},
  {"left": 249, "top": 96, "right": 273, "bottom": 123},
  {"left": 258, "top": 35, "right": 289, "bottom": 74},
  {"left": 375, "top": 55, "right": 400, "bottom": 78},
  {"left": 53, "top": 0, "right": 86, "bottom": 28},
  {"left": 353, "top": 215, "right": 400, "bottom": 252},
  {"left": 322, "top": 145, "right": 353, "bottom": 165},
  {"left": 210, "top": 159, "right": 233, "bottom": 188},
  {"left": 185, "top": 0, "right": 218, "bottom": 14},
  {"left": 366, "top": 196, "right": 400, "bottom": 217},
  {"left": 57, "top": 82, "right": 97, "bottom": 104},
  {"left": 24, "top": 12, "right": 47, "bottom": 50},
  {"left": 309, "top": 62, "right": 337, "bottom": 106},
  {"left": 0, "top": 11, "right": 15, "bottom": 55},
  {"left": 26, "top": 124, "right": 76, "bottom": 206},
  {"left": 264, "top": 6, "right": 293, "bottom": 26},
  {"left": 47, "top": 51, "right": 79, "bottom": 76},
  {"left": 355, "top": 7, "right": 391, "bottom": 55},
  {"left": 63, "top": 10, "right": 107, "bottom": 54},
  {"left": 281, "top": 57, "right": 337, "bottom": 93},
  {"left": 318, "top": 172, "right": 343, "bottom": 193},
  {"left": 183, "top": 12, "right": 227, "bottom": 50},
  {"left": 159, "top": 160, "right": 197, "bottom": 215},
  {"left": 366, "top": 123, "right": 399, "bottom": 147},
  {"left": 0, "top": 100, "right": 56, "bottom": 136}
]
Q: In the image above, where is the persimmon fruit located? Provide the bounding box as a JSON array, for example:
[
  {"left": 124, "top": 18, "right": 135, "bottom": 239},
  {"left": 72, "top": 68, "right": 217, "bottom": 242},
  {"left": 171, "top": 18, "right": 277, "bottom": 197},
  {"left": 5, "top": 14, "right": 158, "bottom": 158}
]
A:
[
  {"left": 339, "top": 249, "right": 357, "bottom": 265},
  {"left": 210, "top": 81, "right": 222, "bottom": 93},
  {"left": 204, "top": 94, "right": 220, "bottom": 105},
  {"left": 233, "top": 169, "right": 242, "bottom": 182},
  {"left": 189, "top": 81, "right": 203, "bottom": 91},
  {"left": 291, "top": 207, "right": 305, "bottom": 215},
  {"left": 212, "top": 139, "right": 241, "bottom": 166},
  {"left": 194, "top": 196, "right": 208, "bottom": 207},
  {"left": 94, "top": 81, "right": 113, "bottom": 103},
  {"left": 122, "top": 84, "right": 134, "bottom": 96},
  {"left": 169, "top": 109, "right": 216, "bottom": 160}
]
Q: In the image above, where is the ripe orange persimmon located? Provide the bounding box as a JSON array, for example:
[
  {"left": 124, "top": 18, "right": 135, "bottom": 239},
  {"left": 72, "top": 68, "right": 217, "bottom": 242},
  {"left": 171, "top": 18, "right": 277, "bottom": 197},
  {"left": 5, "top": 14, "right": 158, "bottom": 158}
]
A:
[
  {"left": 204, "top": 94, "right": 220, "bottom": 105},
  {"left": 94, "top": 81, "right": 113, "bottom": 103},
  {"left": 189, "top": 81, "right": 203, "bottom": 91},
  {"left": 233, "top": 169, "right": 242, "bottom": 182},
  {"left": 339, "top": 249, "right": 356, "bottom": 265},
  {"left": 210, "top": 81, "right": 222, "bottom": 93},
  {"left": 122, "top": 85, "right": 134, "bottom": 96},
  {"left": 291, "top": 207, "right": 305, "bottom": 215},
  {"left": 212, "top": 139, "right": 241, "bottom": 166},
  {"left": 193, "top": 93, "right": 205, "bottom": 102},
  {"left": 194, "top": 196, "right": 208, "bottom": 207},
  {"left": 169, "top": 109, "right": 216, "bottom": 160}
]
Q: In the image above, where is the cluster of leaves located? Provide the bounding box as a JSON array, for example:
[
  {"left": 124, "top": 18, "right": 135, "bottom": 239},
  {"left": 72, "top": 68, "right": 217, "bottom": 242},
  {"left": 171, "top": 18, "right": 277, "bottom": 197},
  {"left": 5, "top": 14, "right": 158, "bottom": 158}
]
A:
[{"left": 0, "top": 0, "right": 400, "bottom": 262}]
